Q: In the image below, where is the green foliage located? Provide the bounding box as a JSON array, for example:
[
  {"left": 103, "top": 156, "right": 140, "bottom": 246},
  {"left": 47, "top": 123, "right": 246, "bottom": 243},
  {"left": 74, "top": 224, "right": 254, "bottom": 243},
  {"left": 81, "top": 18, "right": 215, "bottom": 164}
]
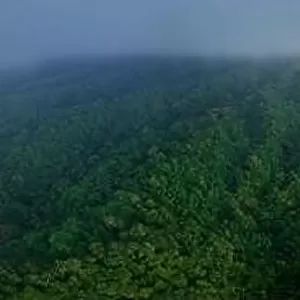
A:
[{"left": 1, "top": 57, "right": 300, "bottom": 299}]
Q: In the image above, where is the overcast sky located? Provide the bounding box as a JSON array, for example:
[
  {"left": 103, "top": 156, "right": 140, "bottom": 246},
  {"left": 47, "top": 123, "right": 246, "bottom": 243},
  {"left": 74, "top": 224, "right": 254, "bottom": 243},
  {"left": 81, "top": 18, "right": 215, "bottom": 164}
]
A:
[{"left": 1, "top": 0, "right": 300, "bottom": 68}]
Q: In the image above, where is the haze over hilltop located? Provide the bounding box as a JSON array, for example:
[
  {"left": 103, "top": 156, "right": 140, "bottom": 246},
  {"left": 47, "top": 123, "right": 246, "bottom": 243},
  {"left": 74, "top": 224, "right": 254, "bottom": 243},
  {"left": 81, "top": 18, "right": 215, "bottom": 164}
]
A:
[{"left": 1, "top": 0, "right": 300, "bottom": 68}]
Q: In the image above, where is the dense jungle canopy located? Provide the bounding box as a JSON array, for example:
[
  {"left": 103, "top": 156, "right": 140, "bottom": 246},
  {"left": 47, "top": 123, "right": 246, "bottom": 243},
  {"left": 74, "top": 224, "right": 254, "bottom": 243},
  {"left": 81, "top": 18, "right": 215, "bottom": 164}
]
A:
[{"left": 1, "top": 56, "right": 300, "bottom": 299}]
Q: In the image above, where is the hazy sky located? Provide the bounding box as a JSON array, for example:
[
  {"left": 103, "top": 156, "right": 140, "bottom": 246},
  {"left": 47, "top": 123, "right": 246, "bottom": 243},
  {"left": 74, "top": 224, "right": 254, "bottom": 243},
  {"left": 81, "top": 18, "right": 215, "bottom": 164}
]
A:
[{"left": 1, "top": 0, "right": 300, "bottom": 67}]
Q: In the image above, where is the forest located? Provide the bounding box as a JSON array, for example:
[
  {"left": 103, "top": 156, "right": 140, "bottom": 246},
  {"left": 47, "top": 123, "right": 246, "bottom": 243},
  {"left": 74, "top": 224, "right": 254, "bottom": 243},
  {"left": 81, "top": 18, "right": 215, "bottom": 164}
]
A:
[{"left": 1, "top": 56, "right": 300, "bottom": 299}]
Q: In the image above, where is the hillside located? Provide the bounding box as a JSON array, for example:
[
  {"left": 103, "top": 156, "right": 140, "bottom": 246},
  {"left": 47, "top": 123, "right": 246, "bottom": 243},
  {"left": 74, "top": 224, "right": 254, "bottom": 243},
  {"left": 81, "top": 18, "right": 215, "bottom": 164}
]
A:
[{"left": 1, "top": 56, "right": 300, "bottom": 299}]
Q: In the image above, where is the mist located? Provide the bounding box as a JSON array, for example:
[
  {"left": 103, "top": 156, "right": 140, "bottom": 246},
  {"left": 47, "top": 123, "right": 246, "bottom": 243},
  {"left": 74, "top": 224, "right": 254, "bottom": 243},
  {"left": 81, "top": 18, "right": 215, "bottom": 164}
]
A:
[{"left": 1, "top": 0, "right": 300, "bottom": 68}]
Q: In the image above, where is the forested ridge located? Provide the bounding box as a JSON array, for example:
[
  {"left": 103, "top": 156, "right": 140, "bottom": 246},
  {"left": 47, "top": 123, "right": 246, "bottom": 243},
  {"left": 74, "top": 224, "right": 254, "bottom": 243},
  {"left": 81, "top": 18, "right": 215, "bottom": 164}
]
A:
[{"left": 1, "top": 56, "right": 300, "bottom": 299}]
